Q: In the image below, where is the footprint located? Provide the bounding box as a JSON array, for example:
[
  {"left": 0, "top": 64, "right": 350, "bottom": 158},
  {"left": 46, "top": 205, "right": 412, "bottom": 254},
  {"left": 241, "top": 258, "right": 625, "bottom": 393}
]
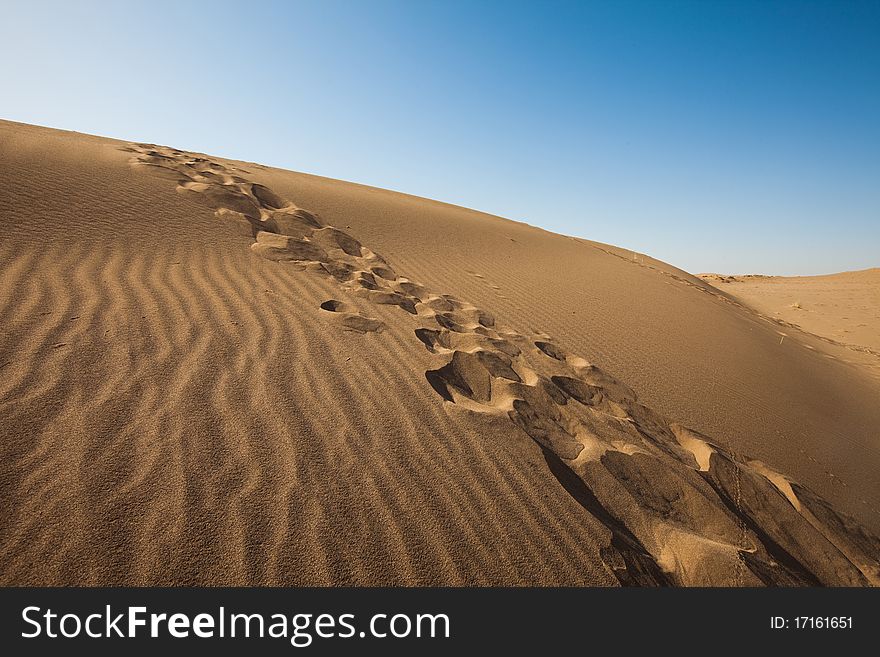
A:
[
  {"left": 267, "top": 209, "right": 323, "bottom": 237},
  {"left": 435, "top": 313, "right": 469, "bottom": 333},
  {"left": 319, "top": 300, "right": 347, "bottom": 312},
  {"left": 251, "top": 183, "right": 287, "bottom": 210},
  {"left": 426, "top": 350, "right": 492, "bottom": 403},
  {"left": 415, "top": 328, "right": 450, "bottom": 353},
  {"left": 252, "top": 232, "right": 330, "bottom": 263},
  {"left": 535, "top": 340, "right": 567, "bottom": 361},
  {"left": 319, "top": 299, "right": 384, "bottom": 334},
  {"left": 474, "top": 350, "right": 521, "bottom": 381}
]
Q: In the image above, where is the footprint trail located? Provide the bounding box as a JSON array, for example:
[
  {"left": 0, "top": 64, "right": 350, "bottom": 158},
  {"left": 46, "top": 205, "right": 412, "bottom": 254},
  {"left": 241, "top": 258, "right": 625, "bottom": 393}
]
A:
[{"left": 126, "top": 143, "right": 880, "bottom": 587}]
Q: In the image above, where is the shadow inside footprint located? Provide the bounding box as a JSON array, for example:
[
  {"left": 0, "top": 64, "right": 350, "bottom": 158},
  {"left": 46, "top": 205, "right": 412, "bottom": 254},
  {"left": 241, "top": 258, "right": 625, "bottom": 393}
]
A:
[
  {"left": 320, "top": 299, "right": 346, "bottom": 312},
  {"left": 415, "top": 328, "right": 447, "bottom": 353},
  {"left": 426, "top": 351, "right": 492, "bottom": 403},
  {"left": 535, "top": 340, "right": 567, "bottom": 361},
  {"left": 251, "top": 183, "right": 286, "bottom": 209},
  {"left": 320, "top": 299, "right": 384, "bottom": 334},
  {"left": 340, "top": 315, "right": 384, "bottom": 334},
  {"left": 539, "top": 447, "right": 670, "bottom": 586}
]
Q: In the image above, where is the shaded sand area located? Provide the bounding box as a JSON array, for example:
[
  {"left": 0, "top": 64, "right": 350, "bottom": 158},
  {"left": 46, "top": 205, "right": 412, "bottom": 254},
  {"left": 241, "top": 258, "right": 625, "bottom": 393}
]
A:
[
  {"left": 1, "top": 120, "right": 878, "bottom": 586},
  {"left": 700, "top": 271, "right": 880, "bottom": 378}
]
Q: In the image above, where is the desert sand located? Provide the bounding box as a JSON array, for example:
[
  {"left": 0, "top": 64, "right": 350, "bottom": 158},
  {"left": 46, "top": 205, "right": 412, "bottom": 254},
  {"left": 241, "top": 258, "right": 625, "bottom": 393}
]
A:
[
  {"left": 699, "top": 271, "right": 880, "bottom": 378},
  {"left": 1, "top": 119, "right": 878, "bottom": 586}
]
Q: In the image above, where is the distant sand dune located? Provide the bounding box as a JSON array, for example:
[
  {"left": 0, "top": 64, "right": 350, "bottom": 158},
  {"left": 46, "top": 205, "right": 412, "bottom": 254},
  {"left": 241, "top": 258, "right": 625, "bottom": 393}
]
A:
[
  {"left": 1, "top": 120, "right": 878, "bottom": 585},
  {"left": 700, "top": 271, "right": 880, "bottom": 377}
]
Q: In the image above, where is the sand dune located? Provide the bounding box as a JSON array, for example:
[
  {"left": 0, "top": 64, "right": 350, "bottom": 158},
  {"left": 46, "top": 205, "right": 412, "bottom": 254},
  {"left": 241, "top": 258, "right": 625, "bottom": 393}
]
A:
[
  {"left": 700, "top": 270, "right": 880, "bottom": 378},
  {"left": 1, "top": 120, "right": 878, "bottom": 586}
]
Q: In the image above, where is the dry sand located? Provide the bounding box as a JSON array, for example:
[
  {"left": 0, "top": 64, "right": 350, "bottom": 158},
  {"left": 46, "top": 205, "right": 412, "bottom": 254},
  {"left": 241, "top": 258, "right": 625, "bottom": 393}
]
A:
[
  {"left": 1, "top": 120, "right": 878, "bottom": 586},
  {"left": 700, "top": 271, "right": 880, "bottom": 378}
]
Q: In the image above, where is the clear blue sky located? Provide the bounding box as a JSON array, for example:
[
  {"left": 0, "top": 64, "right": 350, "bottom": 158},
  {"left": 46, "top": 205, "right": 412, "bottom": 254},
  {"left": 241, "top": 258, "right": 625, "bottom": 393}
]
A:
[{"left": 2, "top": 0, "right": 878, "bottom": 275}]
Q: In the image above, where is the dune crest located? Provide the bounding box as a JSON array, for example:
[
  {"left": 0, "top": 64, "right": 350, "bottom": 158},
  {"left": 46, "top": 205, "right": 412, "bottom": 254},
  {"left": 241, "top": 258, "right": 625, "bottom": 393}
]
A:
[{"left": 122, "top": 142, "right": 880, "bottom": 586}]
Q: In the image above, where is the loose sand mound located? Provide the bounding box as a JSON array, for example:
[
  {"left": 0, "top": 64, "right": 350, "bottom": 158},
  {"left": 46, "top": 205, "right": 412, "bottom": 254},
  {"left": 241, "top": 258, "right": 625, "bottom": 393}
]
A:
[{"left": 1, "top": 120, "right": 878, "bottom": 586}]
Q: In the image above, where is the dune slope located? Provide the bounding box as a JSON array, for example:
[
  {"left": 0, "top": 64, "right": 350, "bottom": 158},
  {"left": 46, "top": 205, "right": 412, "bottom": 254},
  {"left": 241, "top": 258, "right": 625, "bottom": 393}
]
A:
[{"left": 1, "top": 120, "right": 878, "bottom": 586}]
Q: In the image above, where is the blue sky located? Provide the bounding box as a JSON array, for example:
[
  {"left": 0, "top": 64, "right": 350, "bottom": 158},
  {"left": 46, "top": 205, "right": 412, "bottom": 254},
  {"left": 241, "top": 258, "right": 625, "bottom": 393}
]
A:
[{"left": 2, "top": 0, "right": 877, "bottom": 274}]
